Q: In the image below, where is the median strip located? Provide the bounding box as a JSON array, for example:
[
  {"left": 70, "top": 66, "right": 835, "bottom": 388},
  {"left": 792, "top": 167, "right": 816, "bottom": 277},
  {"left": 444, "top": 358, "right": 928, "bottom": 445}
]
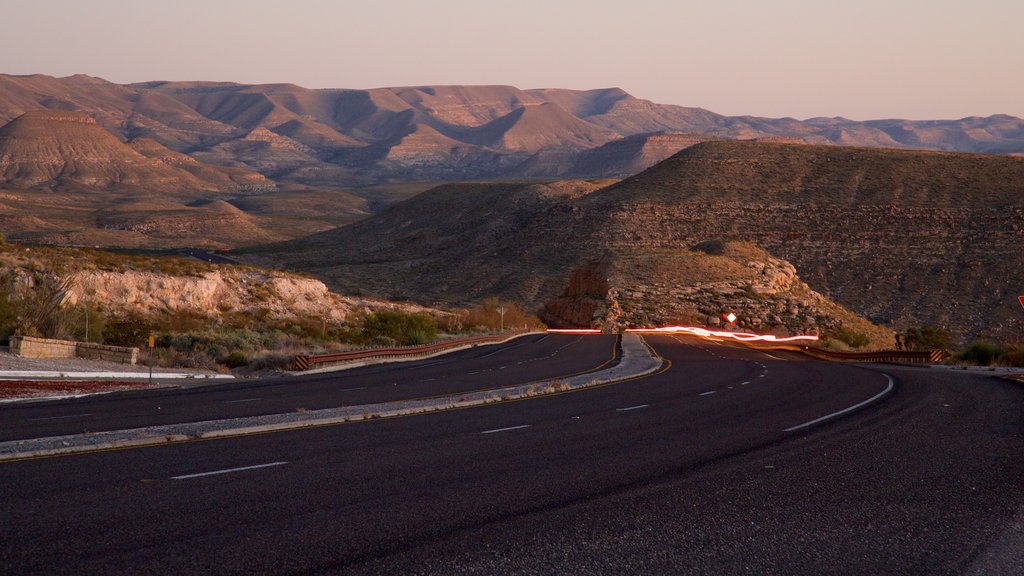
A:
[{"left": 0, "top": 333, "right": 664, "bottom": 461}]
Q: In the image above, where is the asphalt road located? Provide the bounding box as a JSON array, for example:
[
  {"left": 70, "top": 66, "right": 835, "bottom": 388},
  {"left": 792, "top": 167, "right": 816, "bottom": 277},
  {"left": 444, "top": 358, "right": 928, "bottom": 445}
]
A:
[
  {"left": 1, "top": 334, "right": 1022, "bottom": 575},
  {"left": 0, "top": 333, "right": 618, "bottom": 442}
]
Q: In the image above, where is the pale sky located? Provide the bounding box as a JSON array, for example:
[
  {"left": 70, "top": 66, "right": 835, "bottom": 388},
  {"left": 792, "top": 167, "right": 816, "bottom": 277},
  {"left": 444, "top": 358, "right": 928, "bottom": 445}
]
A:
[{"left": 2, "top": 0, "right": 1021, "bottom": 120}]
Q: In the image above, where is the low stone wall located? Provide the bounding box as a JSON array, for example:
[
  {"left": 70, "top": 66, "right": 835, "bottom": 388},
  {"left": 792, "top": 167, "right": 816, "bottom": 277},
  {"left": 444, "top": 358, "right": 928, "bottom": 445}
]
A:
[{"left": 10, "top": 336, "right": 138, "bottom": 365}]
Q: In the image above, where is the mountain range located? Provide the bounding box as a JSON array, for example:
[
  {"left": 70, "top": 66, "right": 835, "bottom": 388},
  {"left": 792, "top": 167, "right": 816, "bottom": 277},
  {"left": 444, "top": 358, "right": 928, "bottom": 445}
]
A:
[{"left": 2, "top": 74, "right": 1023, "bottom": 189}]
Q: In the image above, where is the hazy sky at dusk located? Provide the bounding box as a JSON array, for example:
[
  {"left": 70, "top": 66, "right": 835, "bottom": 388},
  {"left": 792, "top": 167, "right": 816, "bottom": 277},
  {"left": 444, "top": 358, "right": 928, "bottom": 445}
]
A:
[{"left": 3, "top": 0, "right": 1021, "bottom": 120}]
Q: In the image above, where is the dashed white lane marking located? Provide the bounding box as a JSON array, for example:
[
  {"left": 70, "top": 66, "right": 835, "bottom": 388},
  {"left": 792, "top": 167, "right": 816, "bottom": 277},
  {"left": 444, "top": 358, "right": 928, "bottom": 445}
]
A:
[
  {"left": 616, "top": 404, "right": 649, "bottom": 412},
  {"left": 221, "top": 398, "right": 261, "bottom": 404},
  {"left": 699, "top": 391, "right": 717, "bottom": 396},
  {"left": 481, "top": 424, "right": 532, "bottom": 434},
  {"left": 759, "top": 374, "right": 766, "bottom": 378},
  {"left": 29, "top": 413, "right": 94, "bottom": 421},
  {"left": 171, "top": 461, "right": 288, "bottom": 480},
  {"left": 740, "top": 381, "right": 751, "bottom": 385},
  {"left": 784, "top": 374, "right": 895, "bottom": 433},
  {"left": 340, "top": 387, "right": 367, "bottom": 392}
]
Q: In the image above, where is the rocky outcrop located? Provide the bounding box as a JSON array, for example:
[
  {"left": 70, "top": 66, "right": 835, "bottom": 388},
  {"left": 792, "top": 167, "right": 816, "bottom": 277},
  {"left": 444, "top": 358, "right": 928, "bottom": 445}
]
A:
[
  {"left": 63, "top": 269, "right": 428, "bottom": 323},
  {"left": 541, "top": 242, "right": 893, "bottom": 348}
]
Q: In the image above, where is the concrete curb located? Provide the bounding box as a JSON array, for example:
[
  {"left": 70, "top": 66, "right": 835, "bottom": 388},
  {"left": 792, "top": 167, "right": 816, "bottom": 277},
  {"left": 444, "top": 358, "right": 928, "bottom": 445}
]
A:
[
  {"left": 296, "top": 331, "right": 547, "bottom": 374},
  {"left": 0, "top": 334, "right": 663, "bottom": 461}
]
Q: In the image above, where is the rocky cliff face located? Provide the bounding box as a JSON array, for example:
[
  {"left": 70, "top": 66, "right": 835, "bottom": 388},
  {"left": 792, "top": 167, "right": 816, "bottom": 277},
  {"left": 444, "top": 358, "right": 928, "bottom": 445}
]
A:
[
  {"left": 0, "top": 246, "right": 430, "bottom": 326},
  {"left": 542, "top": 242, "right": 893, "bottom": 348}
]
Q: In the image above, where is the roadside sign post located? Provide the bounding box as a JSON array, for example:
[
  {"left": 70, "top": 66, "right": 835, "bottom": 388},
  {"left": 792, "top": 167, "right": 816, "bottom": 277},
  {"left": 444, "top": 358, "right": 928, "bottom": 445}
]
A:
[
  {"left": 148, "top": 334, "right": 155, "bottom": 385},
  {"left": 1018, "top": 295, "right": 1024, "bottom": 310}
]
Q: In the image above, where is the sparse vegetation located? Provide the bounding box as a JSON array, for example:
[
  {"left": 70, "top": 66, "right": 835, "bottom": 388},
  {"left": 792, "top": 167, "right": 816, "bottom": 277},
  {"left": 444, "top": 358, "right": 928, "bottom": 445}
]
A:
[
  {"left": 956, "top": 342, "right": 1024, "bottom": 367},
  {"left": 826, "top": 327, "right": 870, "bottom": 350},
  {"left": 900, "top": 325, "right": 950, "bottom": 351},
  {"left": 459, "top": 298, "right": 543, "bottom": 332},
  {"left": 360, "top": 310, "right": 437, "bottom": 346}
]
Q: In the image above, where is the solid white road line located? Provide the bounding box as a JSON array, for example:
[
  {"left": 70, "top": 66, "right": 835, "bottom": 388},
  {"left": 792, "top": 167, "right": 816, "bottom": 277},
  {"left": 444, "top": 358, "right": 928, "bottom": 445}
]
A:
[
  {"left": 170, "top": 461, "right": 288, "bottom": 480},
  {"left": 784, "top": 374, "right": 895, "bottom": 433},
  {"left": 221, "top": 398, "right": 261, "bottom": 404},
  {"left": 699, "top": 391, "right": 717, "bottom": 396},
  {"left": 616, "top": 404, "right": 649, "bottom": 412},
  {"left": 481, "top": 424, "right": 532, "bottom": 434},
  {"left": 29, "top": 413, "right": 94, "bottom": 421}
]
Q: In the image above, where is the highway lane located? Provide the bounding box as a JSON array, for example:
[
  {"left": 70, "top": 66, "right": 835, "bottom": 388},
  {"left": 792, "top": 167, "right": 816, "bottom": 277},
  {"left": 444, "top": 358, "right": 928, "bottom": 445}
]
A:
[
  {"left": 1, "top": 334, "right": 1022, "bottom": 574},
  {"left": 0, "top": 333, "right": 618, "bottom": 442}
]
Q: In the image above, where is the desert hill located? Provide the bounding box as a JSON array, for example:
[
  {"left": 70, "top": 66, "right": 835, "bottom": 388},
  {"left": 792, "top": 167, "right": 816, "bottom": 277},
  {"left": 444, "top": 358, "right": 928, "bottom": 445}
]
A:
[
  {"left": 3, "top": 74, "right": 1024, "bottom": 187},
  {"left": 250, "top": 142, "right": 1024, "bottom": 344},
  {"left": 0, "top": 110, "right": 271, "bottom": 193}
]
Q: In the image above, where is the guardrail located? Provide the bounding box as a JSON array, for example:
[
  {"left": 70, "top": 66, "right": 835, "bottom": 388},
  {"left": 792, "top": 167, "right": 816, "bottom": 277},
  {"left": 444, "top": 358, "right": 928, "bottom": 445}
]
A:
[
  {"left": 759, "top": 344, "right": 945, "bottom": 364},
  {"left": 294, "top": 330, "right": 532, "bottom": 371}
]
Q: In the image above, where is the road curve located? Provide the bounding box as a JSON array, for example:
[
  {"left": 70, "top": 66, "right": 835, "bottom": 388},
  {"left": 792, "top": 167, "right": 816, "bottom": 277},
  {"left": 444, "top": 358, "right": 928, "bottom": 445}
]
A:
[
  {"left": 0, "top": 333, "right": 618, "bottom": 442},
  {"left": 0, "top": 334, "right": 1021, "bottom": 575}
]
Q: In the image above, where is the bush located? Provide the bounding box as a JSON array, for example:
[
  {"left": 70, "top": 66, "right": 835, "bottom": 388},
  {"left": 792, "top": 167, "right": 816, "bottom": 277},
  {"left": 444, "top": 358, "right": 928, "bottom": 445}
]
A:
[
  {"left": 902, "top": 325, "right": 950, "bottom": 351},
  {"left": 360, "top": 311, "right": 437, "bottom": 346},
  {"left": 957, "top": 342, "right": 999, "bottom": 366},
  {"left": 104, "top": 312, "right": 154, "bottom": 347},
  {"left": 831, "top": 327, "right": 869, "bottom": 349},
  {"left": 458, "top": 298, "right": 543, "bottom": 332},
  {"left": 221, "top": 351, "right": 249, "bottom": 368}
]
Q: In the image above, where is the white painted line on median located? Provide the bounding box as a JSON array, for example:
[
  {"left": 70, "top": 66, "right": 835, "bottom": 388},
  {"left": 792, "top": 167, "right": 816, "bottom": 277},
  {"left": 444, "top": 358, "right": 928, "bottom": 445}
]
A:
[
  {"left": 481, "top": 424, "right": 532, "bottom": 434},
  {"left": 29, "top": 413, "right": 94, "bottom": 421},
  {"left": 221, "top": 398, "right": 261, "bottom": 404},
  {"left": 699, "top": 391, "right": 717, "bottom": 396},
  {"left": 616, "top": 404, "right": 649, "bottom": 412},
  {"left": 785, "top": 374, "right": 895, "bottom": 433},
  {"left": 170, "top": 461, "right": 288, "bottom": 480}
]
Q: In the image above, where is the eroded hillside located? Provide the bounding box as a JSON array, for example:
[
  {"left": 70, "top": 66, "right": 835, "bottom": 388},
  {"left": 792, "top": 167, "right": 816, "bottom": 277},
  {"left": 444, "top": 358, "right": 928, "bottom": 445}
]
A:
[{"left": 254, "top": 142, "right": 1024, "bottom": 344}]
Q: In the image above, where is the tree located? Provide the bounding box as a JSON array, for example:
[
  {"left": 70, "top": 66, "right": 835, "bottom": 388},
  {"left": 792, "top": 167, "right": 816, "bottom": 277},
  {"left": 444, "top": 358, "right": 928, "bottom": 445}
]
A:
[{"left": 903, "top": 325, "right": 950, "bottom": 351}]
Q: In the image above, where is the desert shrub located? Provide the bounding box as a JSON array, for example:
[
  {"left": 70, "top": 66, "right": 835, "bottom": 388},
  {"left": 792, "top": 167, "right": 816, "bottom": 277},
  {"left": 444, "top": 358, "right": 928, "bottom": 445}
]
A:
[
  {"left": 902, "top": 325, "right": 950, "bottom": 351},
  {"left": 458, "top": 298, "right": 543, "bottom": 332},
  {"left": 831, "top": 327, "right": 870, "bottom": 349},
  {"left": 104, "top": 312, "right": 154, "bottom": 347},
  {"left": 16, "top": 274, "right": 77, "bottom": 339},
  {"left": 957, "top": 342, "right": 999, "bottom": 366},
  {"left": 221, "top": 351, "right": 249, "bottom": 368},
  {"left": 360, "top": 310, "right": 437, "bottom": 346},
  {"left": 66, "top": 303, "right": 107, "bottom": 343}
]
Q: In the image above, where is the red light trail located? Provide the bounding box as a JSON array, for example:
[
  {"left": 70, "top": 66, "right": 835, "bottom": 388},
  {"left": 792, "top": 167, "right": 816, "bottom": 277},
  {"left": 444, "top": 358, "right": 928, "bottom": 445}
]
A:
[{"left": 625, "top": 325, "right": 819, "bottom": 343}]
